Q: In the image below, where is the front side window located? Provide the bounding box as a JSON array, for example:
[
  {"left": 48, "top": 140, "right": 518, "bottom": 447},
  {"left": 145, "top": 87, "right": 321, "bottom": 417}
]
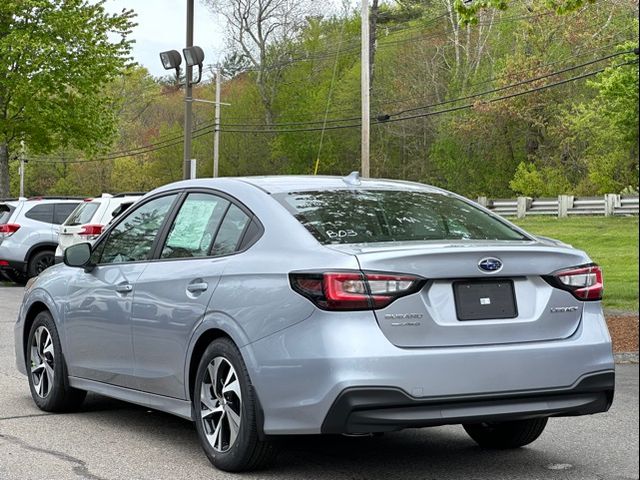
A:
[
  {"left": 161, "top": 193, "right": 229, "bottom": 259},
  {"left": 276, "top": 190, "right": 528, "bottom": 245},
  {"left": 99, "top": 194, "right": 177, "bottom": 264}
]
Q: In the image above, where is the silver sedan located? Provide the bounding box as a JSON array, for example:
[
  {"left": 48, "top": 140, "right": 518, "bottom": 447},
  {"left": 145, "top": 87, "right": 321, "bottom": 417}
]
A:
[{"left": 14, "top": 174, "right": 614, "bottom": 472}]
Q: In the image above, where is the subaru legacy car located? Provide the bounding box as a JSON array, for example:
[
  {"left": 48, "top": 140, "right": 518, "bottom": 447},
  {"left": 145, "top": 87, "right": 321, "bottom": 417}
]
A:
[{"left": 15, "top": 175, "right": 614, "bottom": 472}]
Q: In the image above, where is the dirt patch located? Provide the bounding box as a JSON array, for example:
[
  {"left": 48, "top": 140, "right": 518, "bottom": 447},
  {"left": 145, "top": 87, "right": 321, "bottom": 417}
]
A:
[{"left": 606, "top": 313, "right": 639, "bottom": 353}]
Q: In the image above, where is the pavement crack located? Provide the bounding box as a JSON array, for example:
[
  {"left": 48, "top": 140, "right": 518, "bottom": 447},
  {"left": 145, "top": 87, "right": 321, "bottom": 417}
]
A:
[
  {"left": 0, "top": 413, "right": 53, "bottom": 421},
  {"left": 0, "top": 433, "right": 109, "bottom": 480}
]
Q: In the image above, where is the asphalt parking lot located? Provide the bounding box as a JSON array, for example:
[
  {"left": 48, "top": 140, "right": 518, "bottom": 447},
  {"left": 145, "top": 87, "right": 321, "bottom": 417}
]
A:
[{"left": 0, "top": 285, "right": 638, "bottom": 480}]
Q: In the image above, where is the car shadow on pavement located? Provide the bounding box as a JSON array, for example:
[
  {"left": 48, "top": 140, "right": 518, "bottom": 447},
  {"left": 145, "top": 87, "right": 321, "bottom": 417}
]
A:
[{"left": 69, "top": 392, "right": 567, "bottom": 479}]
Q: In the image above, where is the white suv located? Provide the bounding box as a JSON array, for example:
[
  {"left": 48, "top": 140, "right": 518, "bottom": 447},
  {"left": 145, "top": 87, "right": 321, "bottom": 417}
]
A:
[
  {"left": 54, "top": 193, "right": 143, "bottom": 262},
  {"left": 0, "top": 197, "right": 82, "bottom": 283}
]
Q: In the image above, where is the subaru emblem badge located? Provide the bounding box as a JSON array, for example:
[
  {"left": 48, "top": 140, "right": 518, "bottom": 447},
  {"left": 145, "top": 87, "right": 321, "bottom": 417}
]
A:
[{"left": 478, "top": 257, "right": 503, "bottom": 273}]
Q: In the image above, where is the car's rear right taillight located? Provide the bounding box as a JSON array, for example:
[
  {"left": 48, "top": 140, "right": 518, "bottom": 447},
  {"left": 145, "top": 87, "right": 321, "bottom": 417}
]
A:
[
  {"left": 79, "top": 224, "right": 103, "bottom": 238},
  {"left": 0, "top": 223, "right": 20, "bottom": 238},
  {"left": 546, "top": 264, "right": 604, "bottom": 301},
  {"left": 290, "top": 271, "right": 425, "bottom": 311}
]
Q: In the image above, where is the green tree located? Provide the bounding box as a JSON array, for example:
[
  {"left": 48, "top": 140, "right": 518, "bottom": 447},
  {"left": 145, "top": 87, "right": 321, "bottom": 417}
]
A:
[
  {"left": 560, "top": 45, "right": 639, "bottom": 193},
  {"left": 0, "top": 0, "right": 135, "bottom": 196}
]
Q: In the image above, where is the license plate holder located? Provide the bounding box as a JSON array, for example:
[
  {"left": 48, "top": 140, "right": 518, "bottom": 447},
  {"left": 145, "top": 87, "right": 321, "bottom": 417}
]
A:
[{"left": 453, "top": 279, "right": 518, "bottom": 321}]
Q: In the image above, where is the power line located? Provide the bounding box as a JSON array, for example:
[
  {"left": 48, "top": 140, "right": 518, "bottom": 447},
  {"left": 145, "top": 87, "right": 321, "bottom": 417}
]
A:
[
  {"left": 215, "top": 48, "right": 634, "bottom": 128},
  {"left": 29, "top": 50, "right": 637, "bottom": 164},
  {"left": 389, "top": 49, "right": 635, "bottom": 117},
  {"left": 216, "top": 57, "right": 637, "bottom": 133}
]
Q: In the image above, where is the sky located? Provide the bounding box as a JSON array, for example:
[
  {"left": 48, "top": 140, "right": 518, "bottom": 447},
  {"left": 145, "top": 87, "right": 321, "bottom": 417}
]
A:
[
  {"left": 103, "top": 0, "right": 225, "bottom": 78},
  {"left": 103, "top": 0, "right": 349, "bottom": 78}
]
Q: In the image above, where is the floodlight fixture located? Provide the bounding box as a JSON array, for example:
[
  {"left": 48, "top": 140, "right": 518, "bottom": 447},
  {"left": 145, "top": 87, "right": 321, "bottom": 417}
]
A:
[
  {"left": 159, "top": 50, "right": 182, "bottom": 82},
  {"left": 182, "top": 46, "right": 205, "bottom": 85},
  {"left": 159, "top": 50, "right": 182, "bottom": 70},
  {"left": 183, "top": 46, "right": 205, "bottom": 67}
]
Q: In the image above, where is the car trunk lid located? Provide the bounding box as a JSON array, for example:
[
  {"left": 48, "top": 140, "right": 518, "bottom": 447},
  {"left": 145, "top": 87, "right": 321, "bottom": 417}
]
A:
[{"left": 329, "top": 240, "right": 590, "bottom": 348}]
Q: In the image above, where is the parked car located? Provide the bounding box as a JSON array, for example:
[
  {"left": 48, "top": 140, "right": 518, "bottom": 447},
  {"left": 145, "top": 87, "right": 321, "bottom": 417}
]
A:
[
  {"left": 15, "top": 175, "right": 614, "bottom": 472},
  {"left": 54, "top": 193, "right": 143, "bottom": 263},
  {"left": 0, "top": 199, "right": 21, "bottom": 282},
  {"left": 1, "top": 197, "right": 81, "bottom": 283}
]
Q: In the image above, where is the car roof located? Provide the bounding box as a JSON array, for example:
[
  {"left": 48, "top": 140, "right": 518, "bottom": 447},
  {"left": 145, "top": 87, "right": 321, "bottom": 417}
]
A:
[
  {"left": 157, "top": 175, "right": 444, "bottom": 196},
  {"left": 236, "top": 176, "right": 445, "bottom": 194}
]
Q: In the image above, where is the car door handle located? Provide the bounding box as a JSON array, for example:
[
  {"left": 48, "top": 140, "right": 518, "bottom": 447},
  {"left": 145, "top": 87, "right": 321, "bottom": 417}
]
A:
[
  {"left": 115, "top": 284, "right": 133, "bottom": 294},
  {"left": 187, "top": 282, "right": 209, "bottom": 293}
]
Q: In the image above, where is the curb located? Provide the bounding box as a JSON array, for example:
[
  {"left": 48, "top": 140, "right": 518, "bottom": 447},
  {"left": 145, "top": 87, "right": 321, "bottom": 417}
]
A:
[{"left": 615, "top": 352, "right": 639, "bottom": 364}]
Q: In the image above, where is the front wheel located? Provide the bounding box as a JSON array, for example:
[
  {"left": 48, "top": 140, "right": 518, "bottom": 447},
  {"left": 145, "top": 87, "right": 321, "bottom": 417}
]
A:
[
  {"left": 463, "top": 418, "right": 548, "bottom": 449},
  {"left": 193, "top": 338, "right": 277, "bottom": 472},
  {"left": 26, "top": 310, "right": 86, "bottom": 412}
]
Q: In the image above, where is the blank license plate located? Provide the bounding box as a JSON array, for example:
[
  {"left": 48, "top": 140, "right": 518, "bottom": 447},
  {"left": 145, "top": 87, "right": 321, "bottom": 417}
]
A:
[{"left": 453, "top": 280, "right": 518, "bottom": 321}]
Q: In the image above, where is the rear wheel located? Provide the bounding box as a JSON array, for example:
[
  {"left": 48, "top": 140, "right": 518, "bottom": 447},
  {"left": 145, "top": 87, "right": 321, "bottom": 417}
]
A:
[
  {"left": 27, "top": 310, "right": 86, "bottom": 412},
  {"left": 193, "top": 338, "right": 277, "bottom": 472},
  {"left": 463, "top": 418, "right": 548, "bottom": 449},
  {"left": 28, "top": 249, "right": 55, "bottom": 278}
]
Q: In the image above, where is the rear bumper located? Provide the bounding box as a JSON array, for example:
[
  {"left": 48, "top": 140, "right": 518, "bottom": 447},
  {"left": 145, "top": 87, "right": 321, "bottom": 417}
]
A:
[
  {"left": 244, "top": 302, "right": 614, "bottom": 435},
  {"left": 0, "top": 259, "right": 26, "bottom": 273},
  {"left": 322, "top": 371, "right": 614, "bottom": 434},
  {"left": 0, "top": 243, "right": 26, "bottom": 273}
]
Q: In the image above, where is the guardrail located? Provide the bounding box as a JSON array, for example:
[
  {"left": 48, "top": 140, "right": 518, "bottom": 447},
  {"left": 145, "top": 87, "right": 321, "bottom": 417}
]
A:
[{"left": 476, "top": 194, "right": 639, "bottom": 218}]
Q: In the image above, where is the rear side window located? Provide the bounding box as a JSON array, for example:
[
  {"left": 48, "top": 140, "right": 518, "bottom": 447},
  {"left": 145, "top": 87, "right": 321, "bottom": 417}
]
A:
[
  {"left": 161, "top": 193, "right": 229, "bottom": 259},
  {"left": 276, "top": 190, "right": 527, "bottom": 245},
  {"left": 0, "top": 204, "right": 14, "bottom": 224},
  {"left": 211, "top": 205, "right": 250, "bottom": 256},
  {"left": 24, "top": 204, "right": 54, "bottom": 223},
  {"left": 65, "top": 202, "right": 100, "bottom": 226},
  {"left": 53, "top": 203, "right": 80, "bottom": 225}
]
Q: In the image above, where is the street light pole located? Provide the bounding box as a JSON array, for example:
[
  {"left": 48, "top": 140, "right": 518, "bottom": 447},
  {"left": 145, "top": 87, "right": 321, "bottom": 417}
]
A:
[
  {"left": 183, "top": 0, "right": 194, "bottom": 180},
  {"left": 361, "top": 0, "right": 370, "bottom": 178},
  {"left": 213, "top": 67, "right": 221, "bottom": 178}
]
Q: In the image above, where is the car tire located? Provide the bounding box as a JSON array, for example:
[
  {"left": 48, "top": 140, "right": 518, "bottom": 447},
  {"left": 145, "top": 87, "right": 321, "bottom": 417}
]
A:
[
  {"left": 463, "top": 418, "right": 548, "bottom": 449},
  {"left": 26, "top": 310, "right": 86, "bottom": 412},
  {"left": 27, "top": 249, "right": 55, "bottom": 278},
  {"left": 193, "top": 338, "right": 277, "bottom": 472}
]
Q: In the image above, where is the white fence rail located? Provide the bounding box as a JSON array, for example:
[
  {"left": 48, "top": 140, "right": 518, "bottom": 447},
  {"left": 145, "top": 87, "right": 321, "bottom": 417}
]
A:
[{"left": 476, "top": 194, "right": 639, "bottom": 218}]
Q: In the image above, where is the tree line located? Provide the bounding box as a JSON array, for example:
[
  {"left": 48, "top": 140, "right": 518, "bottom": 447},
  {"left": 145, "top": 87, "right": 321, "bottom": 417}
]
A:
[{"left": 2, "top": 0, "right": 638, "bottom": 199}]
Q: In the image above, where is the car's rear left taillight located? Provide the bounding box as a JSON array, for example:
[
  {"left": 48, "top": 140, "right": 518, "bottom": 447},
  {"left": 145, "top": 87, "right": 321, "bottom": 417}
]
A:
[
  {"left": 290, "top": 271, "right": 424, "bottom": 311},
  {"left": 547, "top": 264, "right": 603, "bottom": 301},
  {"left": 79, "top": 224, "right": 103, "bottom": 239},
  {"left": 0, "top": 223, "right": 20, "bottom": 238}
]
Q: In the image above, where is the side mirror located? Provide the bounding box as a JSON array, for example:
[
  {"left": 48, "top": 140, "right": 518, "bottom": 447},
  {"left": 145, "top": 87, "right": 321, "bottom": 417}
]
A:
[{"left": 63, "top": 243, "right": 93, "bottom": 270}]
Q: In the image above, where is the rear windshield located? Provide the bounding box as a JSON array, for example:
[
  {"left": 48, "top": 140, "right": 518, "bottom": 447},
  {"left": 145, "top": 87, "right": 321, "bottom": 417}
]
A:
[
  {"left": 65, "top": 202, "right": 100, "bottom": 226},
  {"left": 0, "top": 204, "right": 14, "bottom": 224},
  {"left": 276, "top": 190, "right": 528, "bottom": 244}
]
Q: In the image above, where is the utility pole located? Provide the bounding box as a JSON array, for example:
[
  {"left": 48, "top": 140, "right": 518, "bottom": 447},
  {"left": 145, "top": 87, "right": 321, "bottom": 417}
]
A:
[
  {"left": 361, "top": 0, "right": 370, "bottom": 178},
  {"left": 183, "top": 0, "right": 195, "bottom": 180},
  {"left": 19, "top": 140, "right": 26, "bottom": 197},
  {"left": 213, "top": 67, "right": 221, "bottom": 178}
]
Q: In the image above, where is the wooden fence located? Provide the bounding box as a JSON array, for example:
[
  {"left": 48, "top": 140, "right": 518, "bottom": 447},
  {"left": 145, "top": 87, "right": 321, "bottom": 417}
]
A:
[{"left": 476, "top": 194, "right": 639, "bottom": 218}]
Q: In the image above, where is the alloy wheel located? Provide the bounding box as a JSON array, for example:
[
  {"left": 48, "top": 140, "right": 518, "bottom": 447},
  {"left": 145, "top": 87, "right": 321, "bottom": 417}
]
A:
[
  {"left": 35, "top": 255, "right": 54, "bottom": 274},
  {"left": 30, "top": 326, "right": 55, "bottom": 398},
  {"left": 200, "top": 357, "right": 243, "bottom": 453}
]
